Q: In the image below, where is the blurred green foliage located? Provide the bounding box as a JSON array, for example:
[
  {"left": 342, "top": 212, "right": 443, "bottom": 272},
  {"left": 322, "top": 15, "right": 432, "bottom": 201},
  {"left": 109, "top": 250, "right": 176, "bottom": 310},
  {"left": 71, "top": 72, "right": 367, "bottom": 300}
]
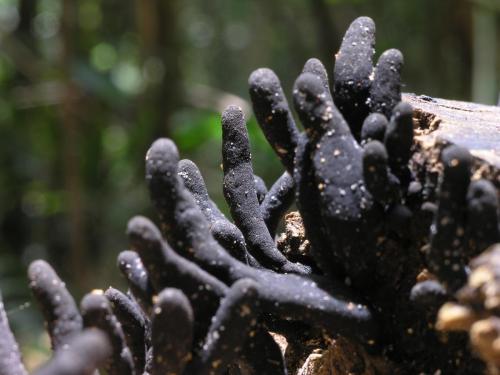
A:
[{"left": 0, "top": 0, "right": 497, "bottom": 365}]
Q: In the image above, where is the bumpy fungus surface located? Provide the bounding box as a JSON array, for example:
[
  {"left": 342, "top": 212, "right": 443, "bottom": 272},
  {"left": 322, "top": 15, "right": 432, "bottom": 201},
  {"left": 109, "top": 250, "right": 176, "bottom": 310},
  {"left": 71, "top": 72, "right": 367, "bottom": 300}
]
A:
[
  {"left": 33, "top": 330, "right": 111, "bottom": 375},
  {"left": 0, "top": 293, "right": 26, "bottom": 375},
  {"left": 28, "top": 260, "right": 83, "bottom": 351},
  {"left": 0, "top": 15, "right": 499, "bottom": 375}
]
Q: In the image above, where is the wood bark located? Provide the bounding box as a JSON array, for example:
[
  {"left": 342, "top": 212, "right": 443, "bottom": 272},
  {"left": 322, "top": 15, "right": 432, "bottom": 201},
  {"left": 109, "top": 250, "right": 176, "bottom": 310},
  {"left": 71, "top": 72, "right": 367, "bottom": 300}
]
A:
[{"left": 404, "top": 93, "right": 499, "bottom": 188}]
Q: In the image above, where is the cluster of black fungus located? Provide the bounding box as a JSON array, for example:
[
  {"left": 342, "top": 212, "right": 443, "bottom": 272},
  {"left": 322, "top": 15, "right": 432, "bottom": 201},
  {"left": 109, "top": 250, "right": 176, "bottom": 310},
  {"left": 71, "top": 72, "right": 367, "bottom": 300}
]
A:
[{"left": 0, "top": 16, "right": 499, "bottom": 375}]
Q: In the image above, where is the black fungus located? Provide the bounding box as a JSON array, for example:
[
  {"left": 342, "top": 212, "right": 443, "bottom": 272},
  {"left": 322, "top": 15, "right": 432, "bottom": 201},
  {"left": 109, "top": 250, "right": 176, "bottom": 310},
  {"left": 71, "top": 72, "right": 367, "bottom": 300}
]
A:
[
  {"left": 249, "top": 68, "right": 300, "bottom": 173},
  {"left": 117, "top": 250, "right": 155, "bottom": 313},
  {"left": 28, "top": 260, "right": 83, "bottom": 350},
  {"left": 254, "top": 174, "right": 268, "bottom": 204},
  {"left": 361, "top": 113, "right": 388, "bottom": 144},
  {"left": 187, "top": 279, "right": 260, "bottom": 375},
  {"left": 80, "top": 291, "right": 134, "bottom": 375},
  {"left": 32, "top": 329, "right": 111, "bottom": 375},
  {"left": 221, "top": 106, "right": 310, "bottom": 275},
  {"left": 466, "top": 180, "right": 499, "bottom": 256},
  {"left": 363, "top": 140, "right": 399, "bottom": 205},
  {"left": 383, "top": 102, "right": 414, "bottom": 185},
  {"left": 428, "top": 145, "right": 471, "bottom": 291},
  {"left": 178, "top": 158, "right": 250, "bottom": 264},
  {"left": 260, "top": 171, "right": 295, "bottom": 238},
  {"left": 105, "top": 287, "right": 148, "bottom": 373},
  {"left": 151, "top": 288, "right": 193, "bottom": 375},
  {"left": 369, "top": 49, "right": 404, "bottom": 118},
  {"left": 0, "top": 292, "right": 27, "bottom": 375},
  {"left": 333, "top": 16, "right": 375, "bottom": 136}
]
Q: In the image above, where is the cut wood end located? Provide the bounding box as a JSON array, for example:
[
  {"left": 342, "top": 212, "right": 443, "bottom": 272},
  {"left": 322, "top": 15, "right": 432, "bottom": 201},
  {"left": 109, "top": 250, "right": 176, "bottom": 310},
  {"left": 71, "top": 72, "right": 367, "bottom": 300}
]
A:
[
  {"left": 404, "top": 93, "right": 500, "bottom": 168},
  {"left": 403, "top": 93, "right": 500, "bottom": 188}
]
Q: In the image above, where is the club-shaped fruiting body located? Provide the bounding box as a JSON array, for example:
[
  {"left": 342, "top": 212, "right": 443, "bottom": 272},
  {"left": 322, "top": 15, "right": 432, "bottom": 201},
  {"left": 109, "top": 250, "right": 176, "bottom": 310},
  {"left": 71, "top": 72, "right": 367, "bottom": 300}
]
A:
[
  {"left": 33, "top": 329, "right": 111, "bottom": 375},
  {"left": 117, "top": 250, "right": 155, "bottom": 313},
  {"left": 151, "top": 288, "right": 193, "bottom": 375},
  {"left": 0, "top": 293, "right": 27, "bottom": 375},
  {"left": 333, "top": 16, "right": 375, "bottom": 136},
  {"left": 260, "top": 171, "right": 295, "bottom": 238},
  {"left": 28, "top": 260, "right": 83, "bottom": 351},
  {"left": 105, "top": 287, "right": 148, "bottom": 373},
  {"left": 80, "top": 291, "right": 134, "bottom": 375}
]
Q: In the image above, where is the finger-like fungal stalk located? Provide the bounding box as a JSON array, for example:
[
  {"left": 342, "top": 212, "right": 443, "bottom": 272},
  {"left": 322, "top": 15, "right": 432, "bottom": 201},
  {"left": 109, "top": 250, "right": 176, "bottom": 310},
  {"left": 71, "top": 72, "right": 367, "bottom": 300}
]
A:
[
  {"left": 105, "top": 287, "right": 147, "bottom": 373},
  {"left": 254, "top": 174, "right": 268, "bottom": 204},
  {"left": 369, "top": 49, "right": 404, "bottom": 118},
  {"left": 151, "top": 288, "right": 193, "bottom": 375},
  {"left": 32, "top": 329, "right": 111, "bottom": 375},
  {"left": 260, "top": 171, "right": 295, "bottom": 238},
  {"left": 117, "top": 250, "right": 155, "bottom": 313},
  {"left": 410, "top": 280, "right": 448, "bottom": 320},
  {"left": 384, "top": 102, "right": 414, "bottom": 185},
  {"left": 333, "top": 16, "right": 376, "bottom": 135},
  {"left": 221, "top": 106, "right": 310, "bottom": 275},
  {"left": 0, "top": 293, "right": 27, "bottom": 375},
  {"left": 466, "top": 180, "right": 500, "bottom": 256},
  {"left": 178, "top": 159, "right": 250, "bottom": 264},
  {"left": 28, "top": 259, "right": 83, "bottom": 350},
  {"left": 428, "top": 145, "right": 472, "bottom": 291},
  {"left": 294, "top": 134, "right": 339, "bottom": 278},
  {"left": 363, "top": 140, "right": 399, "bottom": 205},
  {"left": 302, "top": 57, "right": 331, "bottom": 95},
  {"left": 361, "top": 113, "right": 388, "bottom": 144},
  {"left": 80, "top": 291, "right": 134, "bottom": 375},
  {"left": 188, "top": 279, "right": 260, "bottom": 375},
  {"left": 249, "top": 68, "right": 300, "bottom": 173}
]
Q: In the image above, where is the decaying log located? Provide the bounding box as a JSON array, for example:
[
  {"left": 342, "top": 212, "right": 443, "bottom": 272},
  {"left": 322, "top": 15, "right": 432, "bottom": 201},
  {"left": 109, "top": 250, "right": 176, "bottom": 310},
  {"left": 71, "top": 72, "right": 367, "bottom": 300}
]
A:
[{"left": 404, "top": 93, "right": 500, "bottom": 188}]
